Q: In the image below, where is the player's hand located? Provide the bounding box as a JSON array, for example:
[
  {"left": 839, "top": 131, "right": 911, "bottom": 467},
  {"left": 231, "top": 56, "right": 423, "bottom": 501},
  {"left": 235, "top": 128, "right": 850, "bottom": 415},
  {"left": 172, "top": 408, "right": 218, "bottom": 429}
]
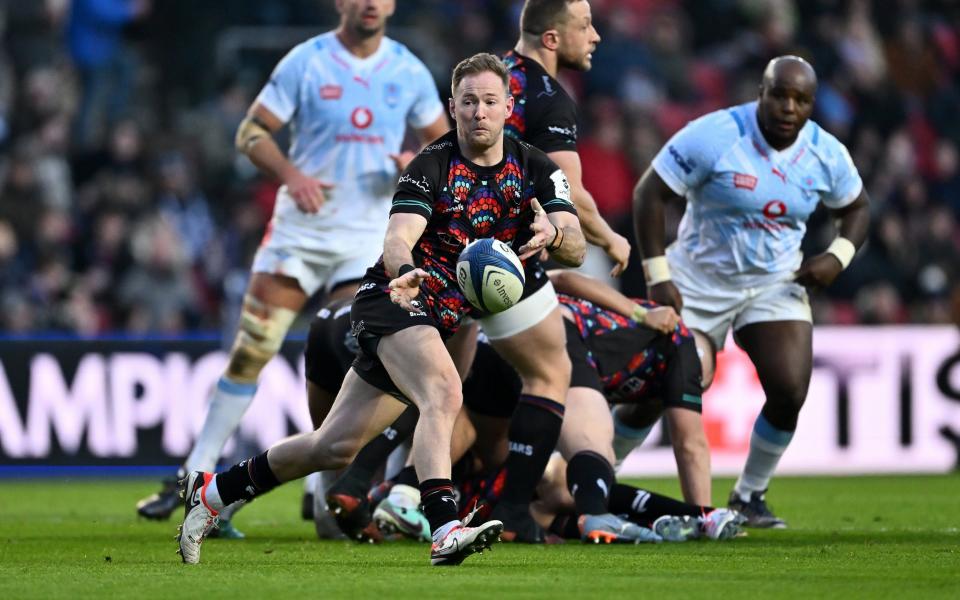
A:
[
  {"left": 388, "top": 268, "right": 430, "bottom": 312},
  {"left": 518, "top": 199, "right": 557, "bottom": 260},
  {"left": 389, "top": 151, "right": 417, "bottom": 172},
  {"left": 604, "top": 232, "right": 631, "bottom": 277},
  {"left": 643, "top": 306, "right": 680, "bottom": 334},
  {"left": 284, "top": 169, "right": 334, "bottom": 213},
  {"left": 649, "top": 280, "right": 683, "bottom": 313},
  {"left": 794, "top": 254, "right": 843, "bottom": 289}
]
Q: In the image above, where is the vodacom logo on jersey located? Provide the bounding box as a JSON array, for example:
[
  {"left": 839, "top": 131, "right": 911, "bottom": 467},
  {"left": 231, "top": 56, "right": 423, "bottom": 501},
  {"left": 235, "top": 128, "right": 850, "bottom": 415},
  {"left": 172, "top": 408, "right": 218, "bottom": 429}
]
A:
[
  {"left": 762, "top": 200, "right": 787, "bottom": 220},
  {"left": 350, "top": 107, "right": 374, "bottom": 129}
]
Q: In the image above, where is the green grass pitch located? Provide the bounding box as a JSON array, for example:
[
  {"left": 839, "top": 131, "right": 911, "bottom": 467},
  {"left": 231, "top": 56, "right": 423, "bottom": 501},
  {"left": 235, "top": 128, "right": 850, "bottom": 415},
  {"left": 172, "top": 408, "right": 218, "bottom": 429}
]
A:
[{"left": 1, "top": 475, "right": 958, "bottom": 599}]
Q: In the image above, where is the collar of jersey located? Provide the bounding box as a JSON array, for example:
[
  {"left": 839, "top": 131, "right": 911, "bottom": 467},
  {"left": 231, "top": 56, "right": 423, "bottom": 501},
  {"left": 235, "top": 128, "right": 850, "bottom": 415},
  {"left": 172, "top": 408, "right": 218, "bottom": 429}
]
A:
[
  {"left": 328, "top": 32, "right": 389, "bottom": 71},
  {"left": 455, "top": 137, "right": 510, "bottom": 173}
]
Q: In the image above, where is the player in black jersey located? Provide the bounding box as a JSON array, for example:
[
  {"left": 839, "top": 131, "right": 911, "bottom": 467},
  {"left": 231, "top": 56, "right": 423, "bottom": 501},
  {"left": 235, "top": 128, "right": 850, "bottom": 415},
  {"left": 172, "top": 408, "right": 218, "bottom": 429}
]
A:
[
  {"left": 469, "top": 0, "right": 629, "bottom": 543},
  {"left": 503, "top": 0, "right": 629, "bottom": 274},
  {"left": 175, "top": 53, "right": 585, "bottom": 567}
]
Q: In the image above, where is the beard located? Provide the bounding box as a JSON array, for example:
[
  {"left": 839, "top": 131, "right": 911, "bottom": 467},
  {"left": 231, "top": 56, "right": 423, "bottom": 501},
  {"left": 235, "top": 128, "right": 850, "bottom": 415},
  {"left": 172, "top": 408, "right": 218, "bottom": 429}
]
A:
[{"left": 557, "top": 47, "right": 591, "bottom": 72}]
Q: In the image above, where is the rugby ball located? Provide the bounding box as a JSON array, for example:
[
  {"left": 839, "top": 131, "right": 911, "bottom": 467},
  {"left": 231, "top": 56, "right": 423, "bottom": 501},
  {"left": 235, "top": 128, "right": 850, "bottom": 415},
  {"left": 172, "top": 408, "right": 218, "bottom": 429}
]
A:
[{"left": 456, "top": 238, "right": 525, "bottom": 314}]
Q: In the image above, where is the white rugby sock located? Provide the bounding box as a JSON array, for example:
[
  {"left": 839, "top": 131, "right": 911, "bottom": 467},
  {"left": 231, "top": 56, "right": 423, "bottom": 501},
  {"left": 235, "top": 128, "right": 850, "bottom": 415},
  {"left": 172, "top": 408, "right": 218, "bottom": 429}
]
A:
[
  {"left": 733, "top": 414, "right": 794, "bottom": 501},
  {"left": 185, "top": 376, "right": 257, "bottom": 473}
]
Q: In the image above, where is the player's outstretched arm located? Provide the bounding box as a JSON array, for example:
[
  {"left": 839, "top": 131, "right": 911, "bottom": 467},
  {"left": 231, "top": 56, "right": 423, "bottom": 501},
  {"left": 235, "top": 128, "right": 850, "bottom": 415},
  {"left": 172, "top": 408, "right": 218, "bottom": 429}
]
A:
[
  {"left": 665, "top": 407, "right": 712, "bottom": 506},
  {"left": 795, "top": 190, "right": 871, "bottom": 288},
  {"left": 549, "top": 150, "right": 631, "bottom": 276},
  {"left": 546, "top": 269, "right": 678, "bottom": 333},
  {"left": 235, "top": 103, "right": 333, "bottom": 213},
  {"left": 633, "top": 167, "right": 684, "bottom": 311}
]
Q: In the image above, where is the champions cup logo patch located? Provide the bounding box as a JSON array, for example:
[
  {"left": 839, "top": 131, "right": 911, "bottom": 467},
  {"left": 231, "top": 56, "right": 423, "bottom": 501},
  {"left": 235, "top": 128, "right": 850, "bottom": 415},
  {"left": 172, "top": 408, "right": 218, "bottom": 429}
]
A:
[
  {"left": 320, "top": 85, "right": 342, "bottom": 100},
  {"left": 734, "top": 173, "right": 758, "bottom": 190},
  {"left": 384, "top": 83, "right": 400, "bottom": 108}
]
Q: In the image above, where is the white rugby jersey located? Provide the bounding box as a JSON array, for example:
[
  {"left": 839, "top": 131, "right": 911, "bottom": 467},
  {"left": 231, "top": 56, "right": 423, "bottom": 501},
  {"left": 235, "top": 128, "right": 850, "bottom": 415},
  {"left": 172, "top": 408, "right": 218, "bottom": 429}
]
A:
[
  {"left": 256, "top": 31, "right": 444, "bottom": 250},
  {"left": 651, "top": 100, "right": 863, "bottom": 288}
]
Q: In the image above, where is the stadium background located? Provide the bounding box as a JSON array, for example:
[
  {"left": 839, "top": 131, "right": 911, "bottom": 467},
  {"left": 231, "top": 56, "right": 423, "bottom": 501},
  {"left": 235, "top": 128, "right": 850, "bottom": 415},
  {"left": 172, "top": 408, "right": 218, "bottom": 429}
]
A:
[{"left": 0, "top": 0, "right": 959, "bottom": 475}]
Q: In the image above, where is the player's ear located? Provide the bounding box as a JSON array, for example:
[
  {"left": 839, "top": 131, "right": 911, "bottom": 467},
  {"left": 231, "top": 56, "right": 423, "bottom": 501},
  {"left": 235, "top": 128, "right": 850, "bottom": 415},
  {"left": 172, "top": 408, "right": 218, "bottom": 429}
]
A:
[
  {"left": 504, "top": 93, "right": 514, "bottom": 118},
  {"left": 448, "top": 97, "right": 456, "bottom": 121},
  {"left": 541, "top": 29, "right": 560, "bottom": 52}
]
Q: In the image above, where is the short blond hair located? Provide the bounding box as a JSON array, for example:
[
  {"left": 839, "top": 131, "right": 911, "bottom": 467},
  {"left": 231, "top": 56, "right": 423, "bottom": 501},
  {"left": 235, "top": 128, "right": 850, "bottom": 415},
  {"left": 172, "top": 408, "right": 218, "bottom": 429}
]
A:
[{"left": 451, "top": 53, "right": 509, "bottom": 96}]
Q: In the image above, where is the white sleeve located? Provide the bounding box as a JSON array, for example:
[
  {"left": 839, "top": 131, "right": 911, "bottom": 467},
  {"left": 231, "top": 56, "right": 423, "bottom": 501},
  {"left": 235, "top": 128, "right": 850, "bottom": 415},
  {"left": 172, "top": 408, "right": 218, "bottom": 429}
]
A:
[
  {"left": 255, "top": 43, "right": 309, "bottom": 124},
  {"left": 821, "top": 134, "right": 864, "bottom": 209},
  {"left": 650, "top": 110, "right": 739, "bottom": 196},
  {"left": 405, "top": 60, "right": 444, "bottom": 129}
]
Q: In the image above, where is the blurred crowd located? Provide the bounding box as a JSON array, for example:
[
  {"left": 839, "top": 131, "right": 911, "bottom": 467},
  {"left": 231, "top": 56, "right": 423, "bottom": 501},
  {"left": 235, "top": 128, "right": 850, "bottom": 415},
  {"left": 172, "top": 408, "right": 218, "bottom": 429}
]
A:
[{"left": 1, "top": 0, "right": 958, "bottom": 336}]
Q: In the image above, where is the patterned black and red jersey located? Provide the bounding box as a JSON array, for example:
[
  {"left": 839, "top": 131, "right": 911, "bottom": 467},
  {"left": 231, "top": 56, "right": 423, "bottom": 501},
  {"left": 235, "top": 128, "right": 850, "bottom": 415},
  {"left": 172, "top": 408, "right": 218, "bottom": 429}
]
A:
[
  {"left": 502, "top": 51, "right": 579, "bottom": 153},
  {"left": 381, "top": 131, "right": 576, "bottom": 332},
  {"left": 559, "top": 294, "right": 700, "bottom": 408}
]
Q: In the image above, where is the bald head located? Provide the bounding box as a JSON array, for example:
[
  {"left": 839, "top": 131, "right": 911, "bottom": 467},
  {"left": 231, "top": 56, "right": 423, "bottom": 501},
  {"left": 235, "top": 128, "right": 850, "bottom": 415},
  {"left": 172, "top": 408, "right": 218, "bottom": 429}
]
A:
[
  {"left": 761, "top": 55, "right": 817, "bottom": 93},
  {"left": 756, "top": 56, "right": 818, "bottom": 149}
]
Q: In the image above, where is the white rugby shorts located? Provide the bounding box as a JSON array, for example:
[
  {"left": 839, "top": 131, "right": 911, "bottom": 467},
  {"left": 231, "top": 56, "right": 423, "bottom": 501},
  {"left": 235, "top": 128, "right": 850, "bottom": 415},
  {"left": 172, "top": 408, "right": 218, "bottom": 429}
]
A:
[{"left": 669, "top": 252, "right": 812, "bottom": 351}]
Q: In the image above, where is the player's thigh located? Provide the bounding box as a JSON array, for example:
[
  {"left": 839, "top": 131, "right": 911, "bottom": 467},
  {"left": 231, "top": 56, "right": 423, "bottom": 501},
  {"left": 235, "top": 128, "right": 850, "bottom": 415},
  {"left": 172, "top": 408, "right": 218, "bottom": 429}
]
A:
[
  {"left": 445, "top": 320, "right": 478, "bottom": 381},
  {"left": 376, "top": 325, "right": 462, "bottom": 415},
  {"left": 312, "top": 368, "right": 410, "bottom": 465},
  {"left": 488, "top": 306, "right": 570, "bottom": 394},
  {"left": 734, "top": 282, "right": 813, "bottom": 399},
  {"left": 735, "top": 320, "right": 813, "bottom": 401},
  {"left": 558, "top": 387, "right": 615, "bottom": 464}
]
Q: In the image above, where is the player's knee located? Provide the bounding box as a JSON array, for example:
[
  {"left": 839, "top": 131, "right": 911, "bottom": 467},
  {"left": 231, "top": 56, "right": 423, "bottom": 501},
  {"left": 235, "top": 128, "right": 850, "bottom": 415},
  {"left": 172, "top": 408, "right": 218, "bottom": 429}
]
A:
[
  {"left": 766, "top": 376, "right": 809, "bottom": 413},
  {"left": 225, "top": 295, "right": 298, "bottom": 384},
  {"left": 418, "top": 371, "right": 463, "bottom": 420},
  {"left": 307, "top": 431, "right": 359, "bottom": 471}
]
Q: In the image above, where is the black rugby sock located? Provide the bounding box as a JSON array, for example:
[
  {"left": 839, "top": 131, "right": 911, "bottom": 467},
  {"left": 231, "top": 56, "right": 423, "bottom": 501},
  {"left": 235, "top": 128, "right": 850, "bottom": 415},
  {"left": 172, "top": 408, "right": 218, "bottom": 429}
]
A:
[
  {"left": 393, "top": 465, "right": 419, "bottom": 488},
  {"left": 215, "top": 451, "right": 281, "bottom": 505},
  {"left": 419, "top": 479, "right": 459, "bottom": 533},
  {"left": 330, "top": 406, "right": 418, "bottom": 497},
  {"left": 566, "top": 451, "right": 615, "bottom": 516},
  {"left": 548, "top": 513, "right": 583, "bottom": 540},
  {"left": 499, "top": 395, "right": 565, "bottom": 505},
  {"left": 609, "top": 483, "right": 711, "bottom": 526}
]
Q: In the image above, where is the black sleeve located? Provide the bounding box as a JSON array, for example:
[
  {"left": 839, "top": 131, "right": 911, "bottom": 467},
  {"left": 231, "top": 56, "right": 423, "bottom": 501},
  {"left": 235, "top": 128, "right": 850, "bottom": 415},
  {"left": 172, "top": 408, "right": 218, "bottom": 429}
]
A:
[
  {"left": 528, "top": 148, "right": 578, "bottom": 215},
  {"left": 524, "top": 88, "right": 578, "bottom": 153},
  {"left": 390, "top": 148, "right": 443, "bottom": 220}
]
